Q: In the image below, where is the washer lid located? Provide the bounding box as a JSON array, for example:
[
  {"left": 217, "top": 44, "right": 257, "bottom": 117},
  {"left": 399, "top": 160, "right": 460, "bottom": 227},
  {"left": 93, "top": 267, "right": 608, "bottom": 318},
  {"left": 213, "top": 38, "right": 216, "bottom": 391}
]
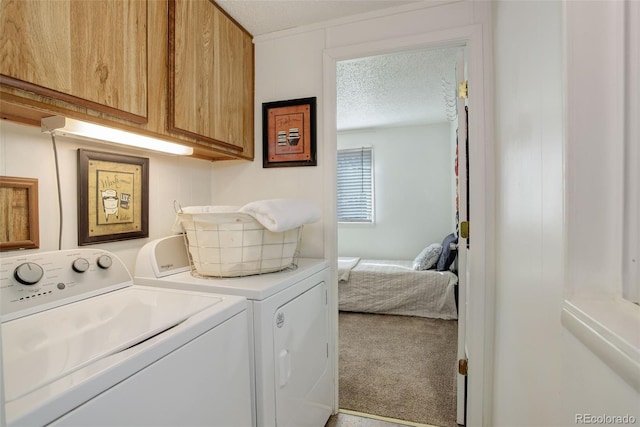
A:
[{"left": 2, "top": 286, "right": 222, "bottom": 402}]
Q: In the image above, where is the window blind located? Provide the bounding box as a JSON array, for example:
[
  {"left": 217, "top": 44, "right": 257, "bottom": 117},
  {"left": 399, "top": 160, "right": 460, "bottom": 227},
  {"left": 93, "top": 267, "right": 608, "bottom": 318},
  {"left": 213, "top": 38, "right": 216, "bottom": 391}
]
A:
[{"left": 337, "top": 147, "right": 373, "bottom": 222}]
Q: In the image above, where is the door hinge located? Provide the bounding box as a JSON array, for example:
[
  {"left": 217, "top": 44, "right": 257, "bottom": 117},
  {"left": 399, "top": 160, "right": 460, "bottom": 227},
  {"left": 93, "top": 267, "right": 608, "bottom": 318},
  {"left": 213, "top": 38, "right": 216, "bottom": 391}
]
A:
[
  {"left": 458, "top": 80, "right": 468, "bottom": 99},
  {"left": 458, "top": 358, "right": 468, "bottom": 376},
  {"left": 460, "top": 221, "right": 470, "bottom": 239}
]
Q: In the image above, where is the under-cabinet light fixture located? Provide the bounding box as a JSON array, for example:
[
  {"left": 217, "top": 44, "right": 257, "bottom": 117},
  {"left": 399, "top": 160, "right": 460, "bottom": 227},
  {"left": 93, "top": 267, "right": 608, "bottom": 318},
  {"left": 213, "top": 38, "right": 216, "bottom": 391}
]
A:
[{"left": 41, "top": 116, "right": 194, "bottom": 156}]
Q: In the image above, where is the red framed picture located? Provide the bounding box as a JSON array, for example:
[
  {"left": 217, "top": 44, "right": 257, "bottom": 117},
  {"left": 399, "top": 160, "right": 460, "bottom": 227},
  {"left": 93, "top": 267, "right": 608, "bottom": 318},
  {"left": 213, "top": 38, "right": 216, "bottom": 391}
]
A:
[{"left": 262, "top": 97, "right": 317, "bottom": 167}]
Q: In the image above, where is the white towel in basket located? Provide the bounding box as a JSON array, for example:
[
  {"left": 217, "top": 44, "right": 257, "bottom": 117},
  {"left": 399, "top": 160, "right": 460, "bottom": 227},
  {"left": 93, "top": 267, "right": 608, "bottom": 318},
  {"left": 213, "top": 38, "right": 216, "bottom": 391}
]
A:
[{"left": 239, "top": 199, "right": 321, "bottom": 232}]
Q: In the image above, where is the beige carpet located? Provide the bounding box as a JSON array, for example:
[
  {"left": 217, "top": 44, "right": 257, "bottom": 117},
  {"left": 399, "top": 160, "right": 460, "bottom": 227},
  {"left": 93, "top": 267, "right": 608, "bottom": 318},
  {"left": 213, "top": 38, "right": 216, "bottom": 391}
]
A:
[{"left": 338, "top": 312, "right": 458, "bottom": 427}]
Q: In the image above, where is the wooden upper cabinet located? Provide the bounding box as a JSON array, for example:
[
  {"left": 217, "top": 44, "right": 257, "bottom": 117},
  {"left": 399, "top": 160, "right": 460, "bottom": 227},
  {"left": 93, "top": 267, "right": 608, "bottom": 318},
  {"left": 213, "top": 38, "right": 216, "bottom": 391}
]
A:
[
  {"left": 0, "top": 0, "right": 253, "bottom": 161},
  {"left": 0, "top": 0, "right": 148, "bottom": 123},
  {"left": 169, "top": 0, "right": 254, "bottom": 153}
]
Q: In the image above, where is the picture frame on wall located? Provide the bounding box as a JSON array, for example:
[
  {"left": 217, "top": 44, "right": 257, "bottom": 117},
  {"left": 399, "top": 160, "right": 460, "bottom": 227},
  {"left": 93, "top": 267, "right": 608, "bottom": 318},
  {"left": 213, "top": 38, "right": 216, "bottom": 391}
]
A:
[
  {"left": 262, "top": 97, "right": 317, "bottom": 168},
  {"left": 77, "top": 149, "right": 149, "bottom": 245},
  {"left": 0, "top": 176, "right": 39, "bottom": 252}
]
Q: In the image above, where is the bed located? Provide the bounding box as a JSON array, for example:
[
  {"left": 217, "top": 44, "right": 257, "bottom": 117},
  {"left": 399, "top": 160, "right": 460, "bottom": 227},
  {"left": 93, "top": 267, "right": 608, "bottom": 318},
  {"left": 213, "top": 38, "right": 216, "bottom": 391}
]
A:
[{"left": 338, "top": 257, "right": 458, "bottom": 320}]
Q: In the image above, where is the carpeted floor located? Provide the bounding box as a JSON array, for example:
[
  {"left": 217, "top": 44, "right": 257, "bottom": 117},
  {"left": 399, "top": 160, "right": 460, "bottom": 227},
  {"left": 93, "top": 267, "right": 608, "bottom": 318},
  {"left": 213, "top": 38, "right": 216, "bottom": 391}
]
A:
[{"left": 338, "top": 312, "right": 458, "bottom": 427}]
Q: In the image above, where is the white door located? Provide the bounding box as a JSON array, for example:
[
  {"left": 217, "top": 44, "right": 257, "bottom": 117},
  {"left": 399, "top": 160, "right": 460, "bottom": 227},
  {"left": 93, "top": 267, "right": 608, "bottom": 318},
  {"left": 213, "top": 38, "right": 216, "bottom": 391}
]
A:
[
  {"left": 455, "top": 47, "right": 469, "bottom": 426},
  {"left": 273, "top": 282, "right": 332, "bottom": 427}
]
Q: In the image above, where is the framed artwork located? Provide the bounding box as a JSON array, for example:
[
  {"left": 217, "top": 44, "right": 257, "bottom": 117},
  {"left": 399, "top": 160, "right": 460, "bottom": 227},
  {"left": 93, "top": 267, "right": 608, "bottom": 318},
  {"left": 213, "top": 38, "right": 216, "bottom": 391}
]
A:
[
  {"left": 0, "top": 176, "right": 39, "bottom": 251},
  {"left": 262, "top": 97, "right": 317, "bottom": 168},
  {"left": 77, "top": 149, "right": 149, "bottom": 245}
]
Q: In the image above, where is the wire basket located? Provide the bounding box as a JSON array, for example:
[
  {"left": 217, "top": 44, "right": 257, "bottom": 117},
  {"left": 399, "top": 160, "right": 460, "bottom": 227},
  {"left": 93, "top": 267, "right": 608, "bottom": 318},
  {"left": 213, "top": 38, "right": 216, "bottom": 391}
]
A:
[{"left": 177, "top": 210, "right": 302, "bottom": 278}]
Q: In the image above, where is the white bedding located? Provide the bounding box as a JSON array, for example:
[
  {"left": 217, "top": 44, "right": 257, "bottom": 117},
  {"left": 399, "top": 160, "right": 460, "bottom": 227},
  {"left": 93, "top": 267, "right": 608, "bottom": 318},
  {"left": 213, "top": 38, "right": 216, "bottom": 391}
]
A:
[{"left": 338, "top": 258, "right": 458, "bottom": 320}]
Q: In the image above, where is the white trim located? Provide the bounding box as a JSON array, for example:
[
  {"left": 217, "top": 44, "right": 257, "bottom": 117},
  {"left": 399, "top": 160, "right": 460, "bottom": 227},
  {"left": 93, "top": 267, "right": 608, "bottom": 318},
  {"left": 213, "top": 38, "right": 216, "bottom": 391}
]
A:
[
  {"left": 623, "top": 0, "right": 640, "bottom": 304},
  {"left": 322, "top": 47, "right": 340, "bottom": 415},
  {"left": 323, "top": 18, "right": 495, "bottom": 426},
  {"left": 562, "top": 299, "right": 640, "bottom": 392},
  {"left": 323, "top": 26, "right": 474, "bottom": 62}
]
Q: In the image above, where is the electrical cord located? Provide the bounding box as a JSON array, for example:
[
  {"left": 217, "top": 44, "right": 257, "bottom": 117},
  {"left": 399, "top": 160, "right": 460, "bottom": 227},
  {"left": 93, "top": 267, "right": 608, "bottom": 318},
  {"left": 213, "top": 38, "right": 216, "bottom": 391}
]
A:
[{"left": 49, "top": 133, "right": 64, "bottom": 250}]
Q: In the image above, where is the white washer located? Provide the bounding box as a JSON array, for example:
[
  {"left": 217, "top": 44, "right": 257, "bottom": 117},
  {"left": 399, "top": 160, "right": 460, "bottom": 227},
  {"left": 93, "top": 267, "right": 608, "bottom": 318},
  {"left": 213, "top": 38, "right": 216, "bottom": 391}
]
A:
[
  {"left": 134, "top": 235, "right": 333, "bottom": 427},
  {"left": 1, "top": 248, "right": 252, "bottom": 427}
]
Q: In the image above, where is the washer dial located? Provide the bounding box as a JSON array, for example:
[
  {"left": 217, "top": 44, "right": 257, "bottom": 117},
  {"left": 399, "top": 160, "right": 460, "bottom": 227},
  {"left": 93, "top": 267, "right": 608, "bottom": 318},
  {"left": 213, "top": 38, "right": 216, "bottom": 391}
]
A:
[
  {"left": 14, "top": 262, "right": 44, "bottom": 285},
  {"left": 97, "top": 255, "right": 113, "bottom": 269},
  {"left": 72, "top": 258, "right": 90, "bottom": 273}
]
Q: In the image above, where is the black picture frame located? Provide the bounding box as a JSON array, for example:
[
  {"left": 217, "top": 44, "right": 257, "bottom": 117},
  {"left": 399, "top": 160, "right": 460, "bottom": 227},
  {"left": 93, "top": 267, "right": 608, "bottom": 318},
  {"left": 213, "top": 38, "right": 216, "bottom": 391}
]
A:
[
  {"left": 77, "top": 149, "right": 149, "bottom": 245},
  {"left": 262, "top": 97, "right": 317, "bottom": 168}
]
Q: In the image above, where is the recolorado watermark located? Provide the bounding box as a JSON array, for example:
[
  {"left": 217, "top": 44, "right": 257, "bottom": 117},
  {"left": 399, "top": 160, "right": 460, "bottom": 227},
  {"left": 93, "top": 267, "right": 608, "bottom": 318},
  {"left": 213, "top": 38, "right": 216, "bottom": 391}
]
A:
[{"left": 576, "top": 414, "right": 637, "bottom": 424}]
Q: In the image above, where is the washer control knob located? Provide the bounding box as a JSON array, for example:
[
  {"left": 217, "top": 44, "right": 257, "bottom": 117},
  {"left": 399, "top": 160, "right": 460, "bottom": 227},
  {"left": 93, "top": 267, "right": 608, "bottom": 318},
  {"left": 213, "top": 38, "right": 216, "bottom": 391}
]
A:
[
  {"left": 72, "top": 258, "right": 90, "bottom": 273},
  {"left": 96, "top": 255, "right": 113, "bottom": 269},
  {"left": 14, "top": 262, "right": 44, "bottom": 285}
]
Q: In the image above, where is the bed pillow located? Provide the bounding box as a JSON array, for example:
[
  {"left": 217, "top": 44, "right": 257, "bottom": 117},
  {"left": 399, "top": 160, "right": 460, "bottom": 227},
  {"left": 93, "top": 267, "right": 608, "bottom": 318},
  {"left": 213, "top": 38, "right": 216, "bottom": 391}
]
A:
[
  {"left": 436, "top": 233, "right": 458, "bottom": 271},
  {"left": 412, "top": 243, "right": 442, "bottom": 271}
]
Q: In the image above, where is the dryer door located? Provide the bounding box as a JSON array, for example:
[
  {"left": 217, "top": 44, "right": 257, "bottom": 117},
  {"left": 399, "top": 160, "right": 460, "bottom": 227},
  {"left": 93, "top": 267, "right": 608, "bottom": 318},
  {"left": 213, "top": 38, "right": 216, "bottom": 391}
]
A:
[{"left": 273, "top": 281, "right": 331, "bottom": 427}]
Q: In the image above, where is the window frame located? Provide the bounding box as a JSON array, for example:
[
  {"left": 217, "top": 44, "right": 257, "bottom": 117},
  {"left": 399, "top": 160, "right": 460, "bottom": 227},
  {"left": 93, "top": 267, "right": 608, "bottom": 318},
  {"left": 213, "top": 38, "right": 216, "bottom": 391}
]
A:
[
  {"left": 622, "top": 0, "right": 640, "bottom": 304},
  {"left": 562, "top": 0, "right": 640, "bottom": 393}
]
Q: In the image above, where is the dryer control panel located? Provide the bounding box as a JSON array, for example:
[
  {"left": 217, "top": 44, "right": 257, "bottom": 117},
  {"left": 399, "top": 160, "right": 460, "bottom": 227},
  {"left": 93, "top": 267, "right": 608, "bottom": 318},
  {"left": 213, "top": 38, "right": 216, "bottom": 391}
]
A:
[{"left": 0, "top": 249, "right": 132, "bottom": 322}]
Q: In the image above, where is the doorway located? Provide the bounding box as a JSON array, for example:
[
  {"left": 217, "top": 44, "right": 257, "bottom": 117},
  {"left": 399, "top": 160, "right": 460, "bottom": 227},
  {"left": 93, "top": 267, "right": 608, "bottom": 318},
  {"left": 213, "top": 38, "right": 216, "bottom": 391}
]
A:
[
  {"left": 323, "top": 23, "right": 489, "bottom": 426},
  {"left": 334, "top": 47, "right": 463, "bottom": 427}
]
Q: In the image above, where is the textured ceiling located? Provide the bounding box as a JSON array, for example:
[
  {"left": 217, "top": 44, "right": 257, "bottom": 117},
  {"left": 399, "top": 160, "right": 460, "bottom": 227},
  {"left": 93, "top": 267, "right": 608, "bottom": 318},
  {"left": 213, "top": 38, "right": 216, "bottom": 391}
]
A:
[
  {"left": 337, "top": 47, "right": 460, "bottom": 131},
  {"left": 215, "top": 0, "right": 460, "bottom": 131}
]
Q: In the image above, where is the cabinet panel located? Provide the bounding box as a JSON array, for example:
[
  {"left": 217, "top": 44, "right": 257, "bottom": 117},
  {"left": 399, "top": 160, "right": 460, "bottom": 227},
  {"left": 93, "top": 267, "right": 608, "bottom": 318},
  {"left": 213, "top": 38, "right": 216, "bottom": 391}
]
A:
[
  {"left": 0, "top": 0, "right": 147, "bottom": 123},
  {"left": 169, "top": 0, "right": 253, "bottom": 153},
  {"left": 0, "top": 0, "right": 253, "bottom": 161}
]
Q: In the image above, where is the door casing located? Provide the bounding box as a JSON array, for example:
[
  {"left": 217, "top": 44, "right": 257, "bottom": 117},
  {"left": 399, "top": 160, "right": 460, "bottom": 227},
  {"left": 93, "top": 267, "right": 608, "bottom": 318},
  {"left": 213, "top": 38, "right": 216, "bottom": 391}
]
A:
[{"left": 323, "top": 19, "right": 495, "bottom": 426}]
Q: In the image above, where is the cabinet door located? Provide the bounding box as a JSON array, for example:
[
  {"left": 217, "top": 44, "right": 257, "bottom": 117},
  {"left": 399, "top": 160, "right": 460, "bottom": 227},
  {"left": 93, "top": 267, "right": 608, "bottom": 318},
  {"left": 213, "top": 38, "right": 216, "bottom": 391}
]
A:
[
  {"left": 169, "top": 0, "right": 253, "bottom": 154},
  {"left": 0, "top": 0, "right": 148, "bottom": 123}
]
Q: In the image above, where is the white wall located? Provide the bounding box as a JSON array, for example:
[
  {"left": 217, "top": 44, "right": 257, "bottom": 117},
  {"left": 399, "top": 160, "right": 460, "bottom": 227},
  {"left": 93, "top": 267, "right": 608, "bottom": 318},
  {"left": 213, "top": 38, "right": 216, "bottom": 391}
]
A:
[
  {"left": 564, "top": 0, "right": 624, "bottom": 299},
  {"left": 211, "top": 29, "right": 328, "bottom": 259},
  {"left": 2, "top": 2, "right": 636, "bottom": 426},
  {"left": 492, "top": 1, "right": 565, "bottom": 423},
  {"left": 337, "top": 124, "right": 453, "bottom": 260},
  {"left": 0, "top": 120, "right": 213, "bottom": 272},
  {"left": 210, "top": 1, "right": 488, "bottom": 262},
  {"left": 493, "top": 1, "right": 639, "bottom": 425},
  {"left": 561, "top": 329, "right": 640, "bottom": 423},
  {"left": 213, "top": 2, "right": 494, "bottom": 424}
]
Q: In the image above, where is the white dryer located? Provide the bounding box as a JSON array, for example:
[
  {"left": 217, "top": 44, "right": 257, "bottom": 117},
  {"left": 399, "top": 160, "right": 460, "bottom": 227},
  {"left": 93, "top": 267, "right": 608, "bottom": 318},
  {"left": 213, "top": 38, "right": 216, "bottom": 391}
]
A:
[
  {"left": 134, "top": 235, "right": 334, "bottom": 427},
  {"left": 1, "top": 248, "right": 252, "bottom": 427}
]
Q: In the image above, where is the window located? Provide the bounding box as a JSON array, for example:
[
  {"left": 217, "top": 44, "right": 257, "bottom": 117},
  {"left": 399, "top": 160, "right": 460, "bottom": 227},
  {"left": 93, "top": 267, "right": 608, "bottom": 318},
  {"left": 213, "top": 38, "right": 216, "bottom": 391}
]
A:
[{"left": 337, "top": 147, "right": 374, "bottom": 223}]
